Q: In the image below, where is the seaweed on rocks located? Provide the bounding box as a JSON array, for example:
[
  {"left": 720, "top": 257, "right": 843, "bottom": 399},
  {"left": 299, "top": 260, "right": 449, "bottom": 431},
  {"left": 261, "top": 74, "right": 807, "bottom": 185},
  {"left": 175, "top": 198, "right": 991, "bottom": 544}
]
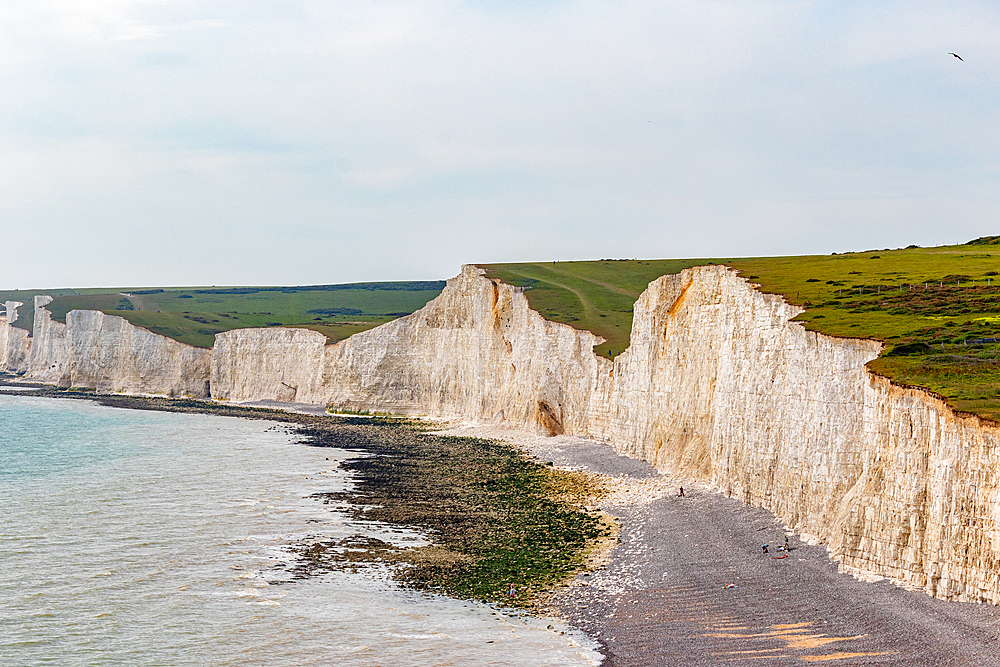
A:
[{"left": 304, "top": 425, "right": 613, "bottom": 608}]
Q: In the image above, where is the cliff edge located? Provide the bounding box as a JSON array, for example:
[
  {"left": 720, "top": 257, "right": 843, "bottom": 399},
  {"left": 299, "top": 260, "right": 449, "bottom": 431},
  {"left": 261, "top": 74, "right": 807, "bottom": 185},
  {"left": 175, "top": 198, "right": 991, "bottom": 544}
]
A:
[
  {"left": 211, "top": 264, "right": 1000, "bottom": 604},
  {"left": 2, "top": 265, "right": 997, "bottom": 605}
]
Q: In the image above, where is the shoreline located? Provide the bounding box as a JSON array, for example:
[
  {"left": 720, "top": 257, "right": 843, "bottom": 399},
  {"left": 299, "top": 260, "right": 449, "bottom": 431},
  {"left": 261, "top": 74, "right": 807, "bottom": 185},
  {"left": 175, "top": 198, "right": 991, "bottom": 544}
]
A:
[
  {"left": 0, "top": 384, "right": 611, "bottom": 605},
  {"left": 9, "top": 384, "right": 1000, "bottom": 665},
  {"left": 0, "top": 387, "right": 606, "bottom": 667}
]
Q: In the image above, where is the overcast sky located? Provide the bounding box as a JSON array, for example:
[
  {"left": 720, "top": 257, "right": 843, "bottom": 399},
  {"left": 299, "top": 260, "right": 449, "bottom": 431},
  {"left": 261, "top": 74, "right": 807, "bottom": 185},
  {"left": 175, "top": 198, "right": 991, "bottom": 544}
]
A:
[{"left": 2, "top": 1, "right": 998, "bottom": 288}]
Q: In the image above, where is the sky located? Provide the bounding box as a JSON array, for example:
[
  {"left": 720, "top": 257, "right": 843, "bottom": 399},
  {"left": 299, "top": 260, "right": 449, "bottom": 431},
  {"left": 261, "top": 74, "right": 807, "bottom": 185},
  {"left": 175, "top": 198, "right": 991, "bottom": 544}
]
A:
[{"left": 2, "top": 0, "right": 999, "bottom": 288}]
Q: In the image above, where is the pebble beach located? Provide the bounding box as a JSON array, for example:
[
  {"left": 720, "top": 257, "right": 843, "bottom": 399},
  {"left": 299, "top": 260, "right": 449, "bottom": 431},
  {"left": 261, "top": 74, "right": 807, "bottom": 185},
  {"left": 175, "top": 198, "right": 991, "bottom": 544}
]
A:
[{"left": 444, "top": 425, "right": 1000, "bottom": 666}]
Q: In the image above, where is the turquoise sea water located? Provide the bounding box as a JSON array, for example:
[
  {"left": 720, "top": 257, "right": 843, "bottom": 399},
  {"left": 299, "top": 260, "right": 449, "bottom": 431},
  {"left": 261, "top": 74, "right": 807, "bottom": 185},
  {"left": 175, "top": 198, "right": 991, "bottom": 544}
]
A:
[{"left": 0, "top": 395, "right": 599, "bottom": 666}]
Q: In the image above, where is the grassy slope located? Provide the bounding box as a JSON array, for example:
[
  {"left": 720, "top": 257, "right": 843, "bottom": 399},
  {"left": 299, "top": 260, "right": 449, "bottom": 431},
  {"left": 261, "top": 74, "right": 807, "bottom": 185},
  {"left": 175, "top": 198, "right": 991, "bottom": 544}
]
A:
[
  {"left": 482, "top": 240, "right": 1000, "bottom": 422},
  {"left": 21, "top": 282, "right": 445, "bottom": 349},
  {"left": 729, "top": 246, "right": 1000, "bottom": 420}
]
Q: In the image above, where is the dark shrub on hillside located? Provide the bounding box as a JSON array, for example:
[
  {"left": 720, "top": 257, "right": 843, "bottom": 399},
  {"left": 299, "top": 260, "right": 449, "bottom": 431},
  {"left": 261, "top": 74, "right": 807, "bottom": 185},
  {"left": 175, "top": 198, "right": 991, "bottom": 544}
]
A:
[
  {"left": 307, "top": 307, "right": 363, "bottom": 316},
  {"left": 887, "top": 342, "right": 932, "bottom": 356},
  {"left": 965, "top": 236, "right": 1000, "bottom": 246}
]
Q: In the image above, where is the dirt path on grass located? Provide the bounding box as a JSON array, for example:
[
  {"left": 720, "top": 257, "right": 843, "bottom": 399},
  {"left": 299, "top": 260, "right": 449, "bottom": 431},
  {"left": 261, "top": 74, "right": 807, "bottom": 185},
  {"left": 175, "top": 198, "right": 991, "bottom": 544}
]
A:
[
  {"left": 543, "top": 265, "right": 639, "bottom": 298},
  {"left": 446, "top": 426, "right": 1000, "bottom": 667},
  {"left": 501, "top": 266, "right": 602, "bottom": 323}
]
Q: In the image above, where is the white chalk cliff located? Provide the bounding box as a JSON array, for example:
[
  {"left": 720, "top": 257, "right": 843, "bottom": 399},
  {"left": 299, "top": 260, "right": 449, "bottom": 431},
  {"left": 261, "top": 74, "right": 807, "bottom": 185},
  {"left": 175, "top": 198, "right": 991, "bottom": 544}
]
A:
[
  {"left": 212, "top": 265, "right": 1000, "bottom": 604},
  {"left": 2, "top": 296, "right": 210, "bottom": 396},
  {"left": 0, "top": 301, "right": 30, "bottom": 370},
  {"left": 3, "top": 265, "right": 999, "bottom": 605}
]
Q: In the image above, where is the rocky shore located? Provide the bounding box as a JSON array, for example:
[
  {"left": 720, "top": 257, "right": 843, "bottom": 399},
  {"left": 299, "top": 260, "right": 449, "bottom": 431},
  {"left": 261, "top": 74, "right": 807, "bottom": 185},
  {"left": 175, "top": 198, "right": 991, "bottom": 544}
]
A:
[{"left": 0, "top": 384, "right": 609, "bottom": 609}]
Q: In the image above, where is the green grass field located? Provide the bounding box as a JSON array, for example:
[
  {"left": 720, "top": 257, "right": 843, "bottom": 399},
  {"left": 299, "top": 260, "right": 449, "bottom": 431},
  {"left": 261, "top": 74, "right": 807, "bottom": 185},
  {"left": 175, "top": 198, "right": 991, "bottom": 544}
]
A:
[
  {"left": 482, "top": 238, "right": 1000, "bottom": 421},
  {"left": 1, "top": 282, "right": 445, "bottom": 348}
]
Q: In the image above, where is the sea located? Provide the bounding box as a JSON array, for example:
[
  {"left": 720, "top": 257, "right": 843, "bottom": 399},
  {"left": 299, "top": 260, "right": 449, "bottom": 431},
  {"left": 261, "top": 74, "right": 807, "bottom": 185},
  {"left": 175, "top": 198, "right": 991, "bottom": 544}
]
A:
[{"left": 0, "top": 394, "right": 601, "bottom": 666}]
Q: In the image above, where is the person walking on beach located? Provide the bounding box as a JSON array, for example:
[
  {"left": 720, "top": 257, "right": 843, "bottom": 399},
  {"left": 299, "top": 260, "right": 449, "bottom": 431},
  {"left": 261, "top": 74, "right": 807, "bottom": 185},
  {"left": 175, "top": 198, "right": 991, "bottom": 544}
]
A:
[
  {"left": 679, "top": 487, "right": 684, "bottom": 497},
  {"left": 762, "top": 544, "right": 768, "bottom": 554}
]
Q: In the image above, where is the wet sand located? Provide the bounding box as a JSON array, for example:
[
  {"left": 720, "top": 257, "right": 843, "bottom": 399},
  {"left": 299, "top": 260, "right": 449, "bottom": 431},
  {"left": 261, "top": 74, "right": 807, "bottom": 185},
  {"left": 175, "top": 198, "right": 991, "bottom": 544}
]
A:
[{"left": 445, "top": 426, "right": 1000, "bottom": 667}]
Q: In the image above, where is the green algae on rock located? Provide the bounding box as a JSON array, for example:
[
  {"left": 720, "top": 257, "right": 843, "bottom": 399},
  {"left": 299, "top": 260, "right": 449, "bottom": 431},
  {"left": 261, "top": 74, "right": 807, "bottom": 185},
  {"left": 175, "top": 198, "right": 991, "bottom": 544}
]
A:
[{"left": 301, "top": 422, "right": 614, "bottom": 607}]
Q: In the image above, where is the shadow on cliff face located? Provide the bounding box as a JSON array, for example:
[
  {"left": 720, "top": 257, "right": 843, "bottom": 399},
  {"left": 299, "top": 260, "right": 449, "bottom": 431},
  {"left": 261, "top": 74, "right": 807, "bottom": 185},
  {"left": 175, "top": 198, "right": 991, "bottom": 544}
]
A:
[{"left": 535, "top": 400, "right": 565, "bottom": 436}]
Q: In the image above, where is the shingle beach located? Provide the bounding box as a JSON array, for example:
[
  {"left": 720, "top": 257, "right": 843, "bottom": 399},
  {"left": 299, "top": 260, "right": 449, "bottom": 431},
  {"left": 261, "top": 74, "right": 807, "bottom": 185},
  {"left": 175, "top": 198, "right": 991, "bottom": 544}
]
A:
[{"left": 445, "top": 426, "right": 1000, "bottom": 667}]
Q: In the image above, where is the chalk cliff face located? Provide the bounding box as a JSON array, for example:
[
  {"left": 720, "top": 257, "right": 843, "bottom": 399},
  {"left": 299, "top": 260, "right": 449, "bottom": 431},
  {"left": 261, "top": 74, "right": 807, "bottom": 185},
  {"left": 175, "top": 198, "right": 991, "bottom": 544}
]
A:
[
  {"left": 212, "top": 327, "right": 327, "bottom": 403},
  {"left": 1, "top": 265, "right": 997, "bottom": 605},
  {"left": 22, "top": 296, "right": 73, "bottom": 385},
  {"left": 64, "top": 309, "right": 211, "bottom": 397},
  {"left": 591, "top": 269, "right": 1000, "bottom": 604},
  {"left": 212, "top": 267, "right": 605, "bottom": 432},
  {"left": 0, "top": 297, "right": 211, "bottom": 397},
  {"left": 210, "top": 264, "right": 1000, "bottom": 605},
  {"left": 0, "top": 301, "right": 29, "bottom": 370}
]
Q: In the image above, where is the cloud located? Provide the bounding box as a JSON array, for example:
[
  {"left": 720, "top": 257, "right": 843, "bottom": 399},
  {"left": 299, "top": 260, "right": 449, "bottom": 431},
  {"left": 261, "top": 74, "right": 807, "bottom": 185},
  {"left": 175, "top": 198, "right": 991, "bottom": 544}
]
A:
[
  {"left": 113, "top": 19, "right": 228, "bottom": 41},
  {"left": 1, "top": 1, "right": 214, "bottom": 44},
  {"left": 2, "top": 0, "right": 1000, "bottom": 288}
]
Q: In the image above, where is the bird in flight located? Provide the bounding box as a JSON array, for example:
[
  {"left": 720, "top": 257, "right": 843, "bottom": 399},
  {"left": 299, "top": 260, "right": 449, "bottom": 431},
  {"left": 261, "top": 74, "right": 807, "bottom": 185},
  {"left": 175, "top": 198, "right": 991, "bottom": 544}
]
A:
[{"left": 949, "top": 52, "right": 964, "bottom": 61}]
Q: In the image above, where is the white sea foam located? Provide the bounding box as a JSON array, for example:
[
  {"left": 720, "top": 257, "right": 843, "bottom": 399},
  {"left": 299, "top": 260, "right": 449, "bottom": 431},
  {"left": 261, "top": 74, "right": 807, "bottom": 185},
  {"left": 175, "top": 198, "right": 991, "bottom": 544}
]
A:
[{"left": 0, "top": 395, "right": 600, "bottom": 666}]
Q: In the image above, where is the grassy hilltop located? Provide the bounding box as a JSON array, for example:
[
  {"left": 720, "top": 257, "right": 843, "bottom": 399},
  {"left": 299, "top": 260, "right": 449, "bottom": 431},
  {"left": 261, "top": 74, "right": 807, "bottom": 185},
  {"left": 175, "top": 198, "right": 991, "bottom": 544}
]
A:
[
  {"left": 3, "top": 238, "right": 999, "bottom": 422},
  {"left": 0, "top": 282, "right": 445, "bottom": 348},
  {"left": 482, "top": 237, "right": 1000, "bottom": 422}
]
